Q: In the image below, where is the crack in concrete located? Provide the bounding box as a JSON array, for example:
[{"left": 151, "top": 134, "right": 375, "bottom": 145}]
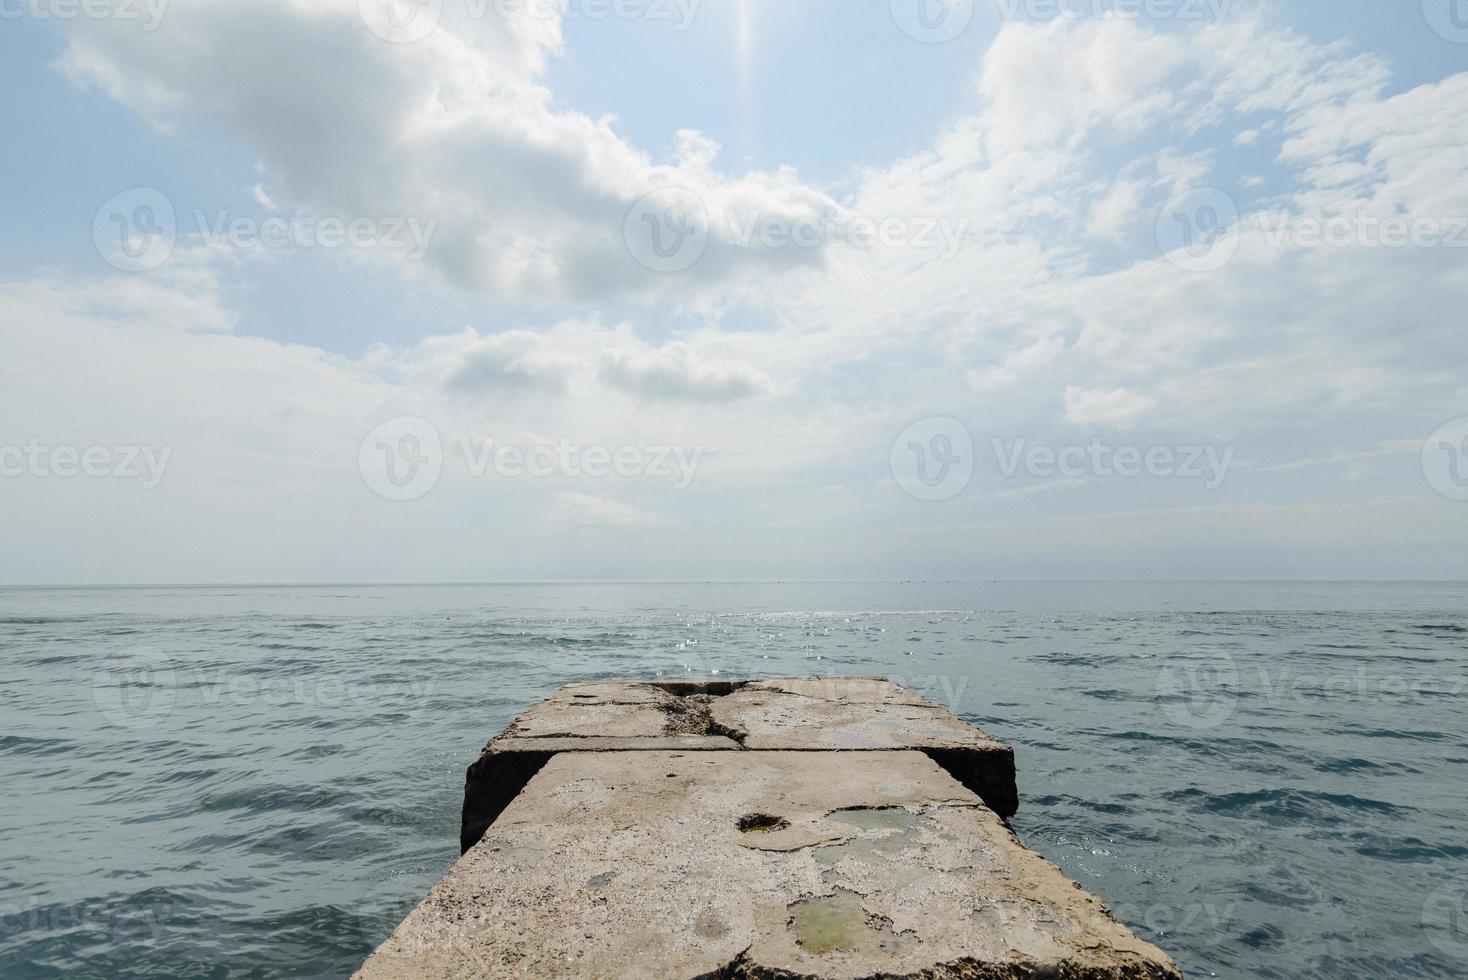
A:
[{"left": 660, "top": 692, "right": 749, "bottom": 745}]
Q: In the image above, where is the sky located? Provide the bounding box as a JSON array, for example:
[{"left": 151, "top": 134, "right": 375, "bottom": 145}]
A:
[{"left": 0, "top": 0, "right": 1466, "bottom": 584}]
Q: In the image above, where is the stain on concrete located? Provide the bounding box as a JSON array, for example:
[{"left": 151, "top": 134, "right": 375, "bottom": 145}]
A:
[
  {"left": 737, "top": 813, "right": 791, "bottom": 834},
  {"left": 694, "top": 910, "right": 731, "bottom": 940},
  {"left": 813, "top": 808, "right": 926, "bottom": 869},
  {"left": 789, "top": 889, "right": 869, "bottom": 954},
  {"left": 787, "top": 888, "right": 915, "bottom": 962}
]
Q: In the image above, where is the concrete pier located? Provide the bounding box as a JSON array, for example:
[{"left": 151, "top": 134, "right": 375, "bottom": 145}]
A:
[
  {"left": 360, "top": 678, "right": 1181, "bottom": 979},
  {"left": 460, "top": 678, "right": 1017, "bottom": 854}
]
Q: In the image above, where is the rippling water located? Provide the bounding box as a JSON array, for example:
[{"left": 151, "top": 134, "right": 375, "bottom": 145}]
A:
[{"left": 2, "top": 582, "right": 1466, "bottom": 978}]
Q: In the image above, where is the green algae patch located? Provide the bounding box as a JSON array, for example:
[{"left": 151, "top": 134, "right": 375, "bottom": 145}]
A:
[{"left": 789, "top": 890, "right": 868, "bottom": 954}]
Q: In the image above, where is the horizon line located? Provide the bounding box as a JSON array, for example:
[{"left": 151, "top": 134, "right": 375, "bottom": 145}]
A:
[{"left": 2, "top": 578, "right": 1466, "bottom": 590}]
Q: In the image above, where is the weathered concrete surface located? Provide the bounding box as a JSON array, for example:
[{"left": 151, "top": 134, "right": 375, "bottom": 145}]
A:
[
  {"left": 461, "top": 678, "right": 1017, "bottom": 853},
  {"left": 713, "top": 679, "right": 1018, "bottom": 820},
  {"left": 459, "top": 680, "right": 743, "bottom": 853},
  {"left": 362, "top": 751, "right": 1180, "bottom": 980}
]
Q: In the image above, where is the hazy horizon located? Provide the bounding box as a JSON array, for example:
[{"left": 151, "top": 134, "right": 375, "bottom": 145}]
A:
[{"left": 4, "top": 577, "right": 1468, "bottom": 587}]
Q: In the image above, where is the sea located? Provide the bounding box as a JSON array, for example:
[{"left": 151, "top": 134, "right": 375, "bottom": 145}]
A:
[{"left": 2, "top": 581, "right": 1465, "bottom": 979}]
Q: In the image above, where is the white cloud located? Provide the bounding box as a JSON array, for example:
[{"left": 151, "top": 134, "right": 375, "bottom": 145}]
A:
[
  {"left": 435, "top": 330, "right": 576, "bottom": 397},
  {"left": 6, "top": 249, "right": 239, "bottom": 334},
  {"left": 968, "top": 335, "right": 1067, "bottom": 392},
  {"left": 58, "top": 0, "right": 841, "bottom": 303},
  {"left": 1086, "top": 179, "right": 1147, "bottom": 243},
  {"left": 599, "top": 342, "right": 772, "bottom": 403},
  {"left": 1062, "top": 385, "right": 1158, "bottom": 428},
  {"left": 368, "top": 324, "right": 778, "bottom": 408},
  {"left": 976, "top": 18, "right": 1188, "bottom": 152},
  {"left": 549, "top": 492, "right": 657, "bottom": 528},
  {"left": 758, "top": 11, "right": 1468, "bottom": 440},
  {"left": 1154, "top": 150, "right": 1216, "bottom": 195}
]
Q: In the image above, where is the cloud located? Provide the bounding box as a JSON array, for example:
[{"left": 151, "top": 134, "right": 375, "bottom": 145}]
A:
[
  {"left": 549, "top": 492, "right": 657, "bottom": 528},
  {"left": 1062, "top": 386, "right": 1158, "bottom": 428},
  {"left": 759, "top": 10, "right": 1468, "bottom": 435},
  {"left": 379, "top": 325, "right": 777, "bottom": 408},
  {"left": 1086, "top": 179, "right": 1147, "bottom": 243},
  {"left": 437, "top": 330, "right": 575, "bottom": 397},
  {"left": 6, "top": 248, "right": 239, "bottom": 334},
  {"left": 977, "top": 18, "right": 1188, "bottom": 152},
  {"left": 968, "top": 335, "right": 1068, "bottom": 392},
  {"left": 599, "top": 342, "right": 772, "bottom": 403},
  {"left": 57, "top": 0, "right": 842, "bottom": 303}
]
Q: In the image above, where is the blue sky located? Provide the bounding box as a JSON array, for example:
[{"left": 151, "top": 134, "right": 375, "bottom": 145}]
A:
[{"left": 1, "top": 0, "right": 1466, "bottom": 583}]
